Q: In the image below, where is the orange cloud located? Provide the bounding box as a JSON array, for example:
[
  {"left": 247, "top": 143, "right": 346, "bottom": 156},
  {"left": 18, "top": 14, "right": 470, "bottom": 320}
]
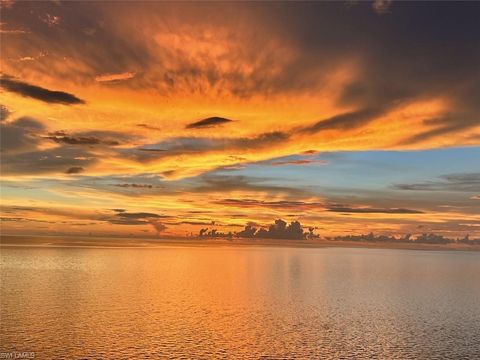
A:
[{"left": 95, "top": 72, "right": 136, "bottom": 82}]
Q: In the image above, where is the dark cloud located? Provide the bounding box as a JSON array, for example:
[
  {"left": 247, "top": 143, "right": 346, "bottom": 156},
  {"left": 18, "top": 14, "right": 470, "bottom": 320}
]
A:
[
  {"left": 65, "top": 166, "right": 84, "bottom": 174},
  {"left": 178, "top": 220, "right": 215, "bottom": 226},
  {"left": 137, "top": 148, "right": 167, "bottom": 152},
  {"left": 114, "top": 183, "right": 154, "bottom": 189},
  {"left": 284, "top": 2, "right": 480, "bottom": 141},
  {"left": 0, "top": 105, "right": 11, "bottom": 121},
  {"left": 394, "top": 173, "right": 480, "bottom": 192},
  {"left": 326, "top": 205, "right": 423, "bottom": 214},
  {"left": 149, "top": 220, "right": 167, "bottom": 234},
  {"left": 0, "top": 116, "right": 101, "bottom": 175},
  {"left": 116, "top": 211, "right": 168, "bottom": 219},
  {"left": 107, "top": 210, "right": 171, "bottom": 225},
  {"left": 12, "top": 117, "right": 45, "bottom": 130},
  {"left": 0, "top": 205, "right": 172, "bottom": 231},
  {"left": 214, "top": 198, "right": 323, "bottom": 210},
  {"left": 44, "top": 130, "right": 135, "bottom": 146},
  {"left": 0, "top": 216, "right": 56, "bottom": 224},
  {"left": 3, "top": 2, "right": 478, "bottom": 141},
  {"left": 299, "top": 107, "right": 387, "bottom": 134},
  {"left": 0, "top": 75, "right": 85, "bottom": 104},
  {"left": 186, "top": 117, "right": 233, "bottom": 129},
  {"left": 267, "top": 159, "right": 327, "bottom": 167},
  {"left": 215, "top": 198, "right": 423, "bottom": 214},
  {"left": 400, "top": 114, "right": 479, "bottom": 145},
  {"left": 136, "top": 123, "right": 162, "bottom": 131},
  {"left": 1, "top": 145, "right": 96, "bottom": 175},
  {"left": 47, "top": 135, "right": 104, "bottom": 145},
  {"left": 0, "top": 116, "right": 45, "bottom": 153}
]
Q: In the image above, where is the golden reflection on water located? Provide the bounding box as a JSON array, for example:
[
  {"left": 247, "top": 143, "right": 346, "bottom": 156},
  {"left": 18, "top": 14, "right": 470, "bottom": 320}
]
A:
[{"left": 1, "top": 245, "right": 480, "bottom": 359}]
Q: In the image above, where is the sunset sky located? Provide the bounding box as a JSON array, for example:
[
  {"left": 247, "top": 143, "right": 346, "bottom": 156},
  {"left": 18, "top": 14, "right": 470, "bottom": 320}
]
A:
[{"left": 1, "top": 1, "right": 479, "bottom": 238}]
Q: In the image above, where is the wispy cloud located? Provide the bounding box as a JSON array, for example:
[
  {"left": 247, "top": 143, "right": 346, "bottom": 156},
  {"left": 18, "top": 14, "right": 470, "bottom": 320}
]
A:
[
  {"left": 326, "top": 205, "right": 423, "bottom": 214},
  {"left": 394, "top": 173, "right": 480, "bottom": 192},
  {"left": 268, "top": 159, "right": 328, "bottom": 167},
  {"left": 95, "top": 72, "right": 136, "bottom": 82}
]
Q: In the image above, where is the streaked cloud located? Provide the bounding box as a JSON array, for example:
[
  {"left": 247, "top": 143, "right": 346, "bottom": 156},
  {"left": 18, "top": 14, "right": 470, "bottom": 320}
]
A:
[
  {"left": 95, "top": 72, "right": 136, "bottom": 82},
  {"left": 44, "top": 130, "right": 133, "bottom": 146},
  {"left": 268, "top": 159, "right": 328, "bottom": 167},
  {"left": 394, "top": 173, "right": 480, "bottom": 192},
  {"left": 326, "top": 206, "right": 423, "bottom": 214}
]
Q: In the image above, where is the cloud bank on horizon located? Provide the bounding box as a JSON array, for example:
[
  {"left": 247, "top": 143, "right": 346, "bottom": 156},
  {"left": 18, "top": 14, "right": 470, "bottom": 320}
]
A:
[{"left": 1, "top": 1, "right": 479, "bottom": 238}]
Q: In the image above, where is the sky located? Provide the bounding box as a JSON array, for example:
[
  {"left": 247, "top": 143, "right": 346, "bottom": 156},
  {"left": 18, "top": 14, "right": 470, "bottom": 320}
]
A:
[{"left": 1, "top": 1, "right": 479, "bottom": 238}]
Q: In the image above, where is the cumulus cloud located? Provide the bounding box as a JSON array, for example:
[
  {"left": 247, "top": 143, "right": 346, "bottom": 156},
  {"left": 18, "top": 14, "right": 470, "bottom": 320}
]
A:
[
  {"left": 237, "top": 219, "right": 305, "bottom": 240},
  {"left": 0, "top": 75, "right": 85, "bottom": 104}
]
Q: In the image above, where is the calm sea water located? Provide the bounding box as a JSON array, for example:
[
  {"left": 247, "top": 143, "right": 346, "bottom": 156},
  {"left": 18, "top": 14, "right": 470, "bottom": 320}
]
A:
[{"left": 1, "top": 244, "right": 479, "bottom": 359}]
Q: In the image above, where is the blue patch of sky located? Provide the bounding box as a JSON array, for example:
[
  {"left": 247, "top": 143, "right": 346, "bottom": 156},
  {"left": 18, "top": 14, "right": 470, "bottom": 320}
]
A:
[{"left": 215, "top": 147, "right": 480, "bottom": 193}]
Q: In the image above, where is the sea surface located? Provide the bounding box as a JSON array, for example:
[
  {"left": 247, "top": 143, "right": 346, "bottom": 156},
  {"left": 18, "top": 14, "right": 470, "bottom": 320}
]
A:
[{"left": 1, "top": 244, "right": 479, "bottom": 359}]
